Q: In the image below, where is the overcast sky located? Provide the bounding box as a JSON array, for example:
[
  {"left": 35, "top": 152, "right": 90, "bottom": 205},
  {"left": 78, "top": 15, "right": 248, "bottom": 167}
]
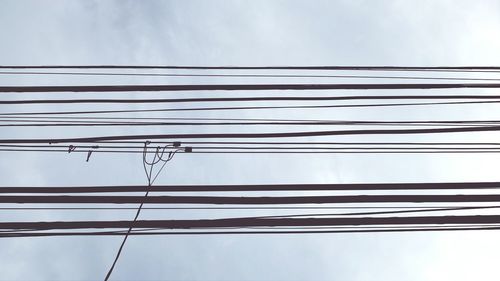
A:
[{"left": 1, "top": 1, "right": 500, "bottom": 280}]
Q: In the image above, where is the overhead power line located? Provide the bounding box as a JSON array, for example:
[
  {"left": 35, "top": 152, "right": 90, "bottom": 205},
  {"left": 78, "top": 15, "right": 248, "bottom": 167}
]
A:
[
  {"left": 3, "top": 125, "right": 500, "bottom": 144},
  {"left": 4, "top": 94, "right": 500, "bottom": 105},
  {"left": 4, "top": 214, "right": 500, "bottom": 230},
  {"left": 3, "top": 225, "right": 500, "bottom": 238},
  {"left": 4, "top": 119, "right": 500, "bottom": 127},
  {"left": 3, "top": 194, "right": 500, "bottom": 204},
  {"left": 1, "top": 65, "right": 500, "bottom": 72},
  {"left": 62, "top": 140, "right": 500, "bottom": 146},
  {"left": 1, "top": 100, "right": 498, "bottom": 117},
  {"left": 2, "top": 181, "right": 500, "bottom": 193},
  {"left": 4, "top": 148, "right": 500, "bottom": 154},
  {"left": 4, "top": 117, "right": 500, "bottom": 125},
  {"left": 3, "top": 83, "right": 500, "bottom": 93},
  {"left": 2, "top": 70, "right": 500, "bottom": 81},
  {"left": 4, "top": 95, "right": 500, "bottom": 104},
  {"left": 2, "top": 205, "right": 498, "bottom": 210}
]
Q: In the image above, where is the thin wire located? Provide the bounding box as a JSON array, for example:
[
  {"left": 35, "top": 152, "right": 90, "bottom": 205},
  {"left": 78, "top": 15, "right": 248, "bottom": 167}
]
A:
[
  {"left": 6, "top": 148, "right": 500, "bottom": 154},
  {"left": 4, "top": 139, "right": 499, "bottom": 147},
  {"left": 7, "top": 214, "right": 500, "bottom": 230},
  {"left": 105, "top": 144, "right": 181, "bottom": 280},
  {"left": 5, "top": 94, "right": 500, "bottom": 105},
  {"left": 6, "top": 224, "right": 500, "bottom": 234},
  {"left": 3, "top": 181, "right": 500, "bottom": 193},
  {"left": 1, "top": 65, "right": 500, "bottom": 72},
  {"left": 5, "top": 115, "right": 500, "bottom": 126},
  {"left": 99, "top": 140, "right": 500, "bottom": 146},
  {"left": 104, "top": 145, "right": 156, "bottom": 281},
  {"left": 0, "top": 226, "right": 500, "bottom": 235},
  {"left": 5, "top": 125, "right": 500, "bottom": 144},
  {"left": 246, "top": 206, "right": 500, "bottom": 219},
  {"left": 6, "top": 144, "right": 500, "bottom": 151},
  {"left": 1, "top": 100, "right": 499, "bottom": 117},
  {"left": 0, "top": 119, "right": 500, "bottom": 127},
  {"left": 3, "top": 206, "right": 491, "bottom": 210},
  {"left": 2, "top": 70, "right": 500, "bottom": 81}
]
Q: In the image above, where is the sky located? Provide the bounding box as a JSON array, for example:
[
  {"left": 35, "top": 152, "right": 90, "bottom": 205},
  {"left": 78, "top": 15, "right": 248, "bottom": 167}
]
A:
[{"left": 1, "top": 1, "right": 500, "bottom": 280}]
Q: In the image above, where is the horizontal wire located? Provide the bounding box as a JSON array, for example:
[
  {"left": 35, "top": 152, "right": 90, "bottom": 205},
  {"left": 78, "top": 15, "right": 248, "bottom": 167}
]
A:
[
  {"left": 1, "top": 100, "right": 499, "bottom": 117},
  {"left": 4, "top": 119, "right": 500, "bottom": 125},
  {"left": 5, "top": 116, "right": 500, "bottom": 127},
  {"left": 5, "top": 214, "right": 500, "bottom": 230},
  {"left": 3, "top": 181, "right": 500, "bottom": 193},
  {"left": 4, "top": 194, "right": 500, "bottom": 204},
  {"left": 2, "top": 206, "right": 487, "bottom": 210},
  {"left": 5, "top": 148, "right": 500, "bottom": 154},
  {"left": 0, "top": 119, "right": 500, "bottom": 127},
  {"left": 1, "top": 65, "right": 500, "bottom": 73},
  {"left": 99, "top": 140, "right": 500, "bottom": 146},
  {"left": 4, "top": 95, "right": 500, "bottom": 105},
  {"left": 4, "top": 83, "right": 500, "bottom": 93},
  {"left": 1, "top": 208, "right": 491, "bottom": 222},
  {"left": 7, "top": 224, "right": 500, "bottom": 234},
  {"left": 0, "top": 226, "right": 500, "bottom": 235},
  {"left": 5, "top": 144, "right": 500, "bottom": 151},
  {"left": 1, "top": 71, "right": 500, "bottom": 81},
  {"left": 248, "top": 206, "right": 500, "bottom": 219},
  {"left": 1, "top": 207, "right": 498, "bottom": 218},
  {"left": 4, "top": 125, "right": 500, "bottom": 144}
]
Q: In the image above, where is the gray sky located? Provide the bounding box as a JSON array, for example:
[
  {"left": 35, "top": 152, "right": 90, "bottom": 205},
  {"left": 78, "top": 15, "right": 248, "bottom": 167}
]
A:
[{"left": 1, "top": 1, "right": 500, "bottom": 280}]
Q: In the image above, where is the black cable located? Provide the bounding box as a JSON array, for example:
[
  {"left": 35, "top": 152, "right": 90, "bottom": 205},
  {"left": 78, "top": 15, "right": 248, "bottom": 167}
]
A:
[
  {"left": 1, "top": 65, "right": 500, "bottom": 72},
  {"left": 5, "top": 144, "right": 500, "bottom": 151},
  {"left": 4, "top": 194, "right": 500, "bottom": 204},
  {"left": 3, "top": 225, "right": 500, "bottom": 238},
  {"left": 2, "top": 206, "right": 485, "bottom": 210},
  {"left": 5, "top": 214, "right": 500, "bottom": 230},
  {"left": 4, "top": 83, "right": 500, "bottom": 93},
  {"left": 3, "top": 125, "right": 500, "bottom": 144},
  {"left": 100, "top": 140, "right": 500, "bottom": 146}
]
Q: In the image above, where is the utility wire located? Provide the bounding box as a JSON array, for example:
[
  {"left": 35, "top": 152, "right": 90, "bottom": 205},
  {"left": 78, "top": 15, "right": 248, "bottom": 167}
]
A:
[
  {"left": 2, "top": 181, "right": 500, "bottom": 193},
  {"left": 4, "top": 194, "right": 500, "bottom": 204},
  {"left": 5, "top": 94, "right": 500, "bottom": 105},
  {"left": 1, "top": 100, "right": 499, "bottom": 117},
  {"left": 5, "top": 214, "right": 500, "bottom": 230},
  {"left": 2, "top": 70, "right": 500, "bottom": 81},
  {"left": 104, "top": 144, "right": 180, "bottom": 280},
  {"left": 5, "top": 144, "right": 500, "bottom": 151},
  {"left": 3, "top": 225, "right": 500, "bottom": 238},
  {"left": 3, "top": 120, "right": 500, "bottom": 127},
  {"left": 4, "top": 83, "right": 500, "bottom": 93},
  {"left": 87, "top": 140, "right": 500, "bottom": 146},
  {"left": 4, "top": 139, "right": 500, "bottom": 147},
  {"left": 1, "top": 65, "right": 500, "bottom": 72},
  {"left": 4, "top": 125, "right": 500, "bottom": 144},
  {"left": 5, "top": 148, "right": 500, "bottom": 154},
  {"left": 4, "top": 206, "right": 491, "bottom": 210},
  {"left": 4, "top": 116, "right": 500, "bottom": 125}
]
